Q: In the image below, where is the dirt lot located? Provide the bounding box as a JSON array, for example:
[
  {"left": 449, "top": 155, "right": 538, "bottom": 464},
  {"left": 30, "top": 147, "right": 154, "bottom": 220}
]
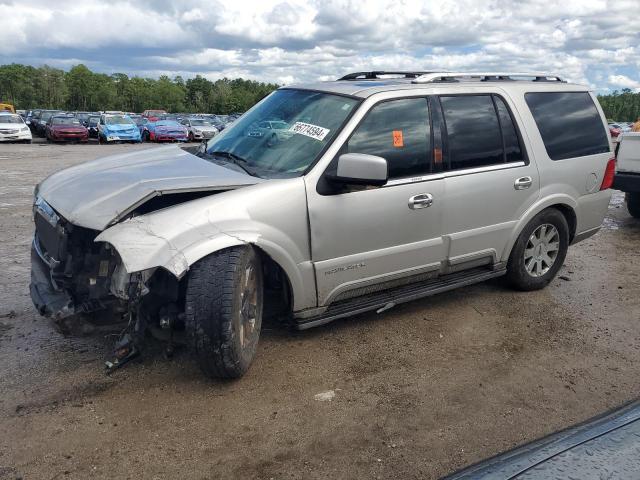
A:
[{"left": 1, "top": 139, "right": 639, "bottom": 480}]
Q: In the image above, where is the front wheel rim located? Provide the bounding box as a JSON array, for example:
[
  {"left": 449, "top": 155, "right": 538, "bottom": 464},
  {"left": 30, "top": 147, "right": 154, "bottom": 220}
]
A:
[
  {"left": 238, "top": 263, "right": 259, "bottom": 350},
  {"left": 524, "top": 223, "right": 560, "bottom": 277}
]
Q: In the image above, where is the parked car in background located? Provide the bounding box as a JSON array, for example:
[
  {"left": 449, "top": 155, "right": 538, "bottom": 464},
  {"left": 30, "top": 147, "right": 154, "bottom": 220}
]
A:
[
  {"left": 181, "top": 117, "right": 218, "bottom": 141},
  {"left": 97, "top": 114, "right": 142, "bottom": 144},
  {"left": 613, "top": 132, "right": 640, "bottom": 218},
  {"left": 45, "top": 114, "right": 88, "bottom": 143},
  {"left": 28, "top": 109, "right": 41, "bottom": 131},
  {"left": 0, "top": 112, "right": 32, "bottom": 143},
  {"left": 609, "top": 124, "right": 622, "bottom": 142},
  {"left": 609, "top": 122, "right": 632, "bottom": 133},
  {"left": 86, "top": 115, "right": 100, "bottom": 139},
  {"left": 74, "top": 111, "right": 92, "bottom": 126},
  {"left": 0, "top": 103, "right": 15, "bottom": 113},
  {"left": 142, "top": 109, "right": 166, "bottom": 121},
  {"left": 129, "top": 114, "right": 144, "bottom": 127},
  {"left": 143, "top": 119, "right": 188, "bottom": 142},
  {"left": 245, "top": 119, "right": 293, "bottom": 146},
  {"left": 35, "top": 110, "right": 63, "bottom": 137}
]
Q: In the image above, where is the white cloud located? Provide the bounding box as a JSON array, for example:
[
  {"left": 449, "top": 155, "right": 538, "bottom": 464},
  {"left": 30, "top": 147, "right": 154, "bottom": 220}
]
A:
[
  {"left": 0, "top": 0, "right": 638, "bottom": 92},
  {"left": 608, "top": 75, "right": 640, "bottom": 92}
]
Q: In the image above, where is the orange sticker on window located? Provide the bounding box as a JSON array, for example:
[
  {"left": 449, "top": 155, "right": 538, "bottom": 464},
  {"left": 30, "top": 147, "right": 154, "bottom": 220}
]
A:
[
  {"left": 392, "top": 130, "right": 404, "bottom": 147},
  {"left": 434, "top": 148, "right": 443, "bottom": 164}
]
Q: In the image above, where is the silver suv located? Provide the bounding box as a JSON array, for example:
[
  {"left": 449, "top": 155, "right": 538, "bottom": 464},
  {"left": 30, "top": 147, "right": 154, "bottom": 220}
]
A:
[{"left": 30, "top": 71, "right": 615, "bottom": 377}]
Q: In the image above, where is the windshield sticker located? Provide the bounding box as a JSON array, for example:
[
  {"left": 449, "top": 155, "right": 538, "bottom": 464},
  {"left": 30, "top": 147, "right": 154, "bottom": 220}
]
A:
[
  {"left": 393, "top": 130, "right": 404, "bottom": 147},
  {"left": 289, "top": 122, "right": 330, "bottom": 141}
]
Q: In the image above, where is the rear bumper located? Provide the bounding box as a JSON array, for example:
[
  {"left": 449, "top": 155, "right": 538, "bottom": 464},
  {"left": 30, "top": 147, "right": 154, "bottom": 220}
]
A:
[
  {"left": 613, "top": 172, "right": 640, "bottom": 193},
  {"left": 30, "top": 244, "right": 74, "bottom": 319}
]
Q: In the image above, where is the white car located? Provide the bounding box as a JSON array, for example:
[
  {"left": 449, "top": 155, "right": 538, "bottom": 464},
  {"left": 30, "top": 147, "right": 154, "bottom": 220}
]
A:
[
  {"left": 0, "top": 112, "right": 32, "bottom": 143},
  {"left": 613, "top": 132, "right": 640, "bottom": 218},
  {"left": 181, "top": 117, "right": 219, "bottom": 141}
]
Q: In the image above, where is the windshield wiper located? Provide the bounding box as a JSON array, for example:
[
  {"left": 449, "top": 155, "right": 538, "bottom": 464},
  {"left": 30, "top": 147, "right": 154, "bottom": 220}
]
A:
[{"left": 204, "top": 150, "right": 260, "bottom": 178}]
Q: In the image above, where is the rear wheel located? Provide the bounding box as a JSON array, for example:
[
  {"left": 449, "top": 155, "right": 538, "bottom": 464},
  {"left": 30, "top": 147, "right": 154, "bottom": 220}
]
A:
[
  {"left": 185, "top": 246, "right": 264, "bottom": 379},
  {"left": 506, "top": 208, "right": 569, "bottom": 291},
  {"left": 626, "top": 193, "right": 640, "bottom": 219}
]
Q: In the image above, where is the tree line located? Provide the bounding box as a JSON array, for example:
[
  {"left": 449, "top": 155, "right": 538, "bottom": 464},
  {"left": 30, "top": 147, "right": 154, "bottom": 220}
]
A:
[
  {"left": 0, "top": 63, "right": 279, "bottom": 114},
  {"left": 597, "top": 89, "right": 640, "bottom": 122},
  {"left": 2, "top": 63, "right": 639, "bottom": 120}
]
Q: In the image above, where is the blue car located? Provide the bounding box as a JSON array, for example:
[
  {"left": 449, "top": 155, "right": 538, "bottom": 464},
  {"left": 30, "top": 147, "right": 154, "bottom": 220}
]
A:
[{"left": 97, "top": 114, "right": 142, "bottom": 144}]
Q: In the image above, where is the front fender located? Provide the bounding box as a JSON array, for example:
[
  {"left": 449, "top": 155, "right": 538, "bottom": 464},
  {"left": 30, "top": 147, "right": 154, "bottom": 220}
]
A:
[{"left": 95, "top": 178, "right": 316, "bottom": 311}]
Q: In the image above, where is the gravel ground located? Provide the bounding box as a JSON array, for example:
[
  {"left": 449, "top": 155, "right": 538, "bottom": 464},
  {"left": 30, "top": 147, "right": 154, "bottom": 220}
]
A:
[{"left": 1, "top": 139, "right": 639, "bottom": 480}]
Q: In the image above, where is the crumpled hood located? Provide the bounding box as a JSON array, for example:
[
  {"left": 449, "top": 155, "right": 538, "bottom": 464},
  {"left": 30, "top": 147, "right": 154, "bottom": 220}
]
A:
[{"left": 37, "top": 145, "right": 262, "bottom": 230}]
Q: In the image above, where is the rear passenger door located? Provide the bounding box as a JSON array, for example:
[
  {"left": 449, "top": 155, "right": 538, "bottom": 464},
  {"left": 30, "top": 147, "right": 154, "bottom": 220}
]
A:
[{"left": 437, "top": 94, "right": 539, "bottom": 270}]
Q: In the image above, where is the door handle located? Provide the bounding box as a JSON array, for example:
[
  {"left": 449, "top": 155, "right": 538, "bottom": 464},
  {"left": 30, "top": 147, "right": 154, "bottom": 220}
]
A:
[
  {"left": 514, "top": 176, "right": 533, "bottom": 190},
  {"left": 408, "top": 193, "right": 433, "bottom": 210}
]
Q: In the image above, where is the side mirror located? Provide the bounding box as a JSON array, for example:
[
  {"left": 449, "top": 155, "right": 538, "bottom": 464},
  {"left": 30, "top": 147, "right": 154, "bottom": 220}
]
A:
[{"left": 330, "top": 153, "right": 388, "bottom": 186}]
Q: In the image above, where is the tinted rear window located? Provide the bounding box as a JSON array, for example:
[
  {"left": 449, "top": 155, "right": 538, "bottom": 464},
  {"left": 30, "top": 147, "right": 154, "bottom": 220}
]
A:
[
  {"left": 441, "top": 95, "right": 503, "bottom": 170},
  {"left": 525, "top": 92, "right": 609, "bottom": 160}
]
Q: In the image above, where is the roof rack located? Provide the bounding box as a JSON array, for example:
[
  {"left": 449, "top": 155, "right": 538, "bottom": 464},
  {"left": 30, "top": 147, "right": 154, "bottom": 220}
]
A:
[
  {"left": 337, "top": 71, "right": 438, "bottom": 81},
  {"left": 411, "top": 72, "right": 565, "bottom": 84}
]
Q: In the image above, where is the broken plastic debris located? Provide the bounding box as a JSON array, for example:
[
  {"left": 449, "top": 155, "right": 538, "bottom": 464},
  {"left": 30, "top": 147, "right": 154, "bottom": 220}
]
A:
[{"left": 314, "top": 390, "right": 336, "bottom": 402}]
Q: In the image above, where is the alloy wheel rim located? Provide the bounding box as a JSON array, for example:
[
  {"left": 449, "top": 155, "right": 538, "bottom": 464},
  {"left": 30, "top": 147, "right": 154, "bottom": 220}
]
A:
[
  {"left": 238, "top": 264, "right": 258, "bottom": 349},
  {"left": 524, "top": 223, "right": 560, "bottom": 277}
]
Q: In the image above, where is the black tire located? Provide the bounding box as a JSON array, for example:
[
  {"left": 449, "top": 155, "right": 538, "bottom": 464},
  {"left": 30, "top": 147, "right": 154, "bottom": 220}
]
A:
[
  {"left": 626, "top": 193, "right": 640, "bottom": 219},
  {"left": 144, "top": 131, "right": 150, "bottom": 142},
  {"left": 188, "top": 131, "right": 194, "bottom": 142},
  {"left": 506, "top": 208, "right": 569, "bottom": 291},
  {"left": 185, "top": 246, "right": 264, "bottom": 379}
]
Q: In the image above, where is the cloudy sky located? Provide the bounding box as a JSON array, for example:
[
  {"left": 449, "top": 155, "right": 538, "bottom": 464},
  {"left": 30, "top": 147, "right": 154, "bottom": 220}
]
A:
[{"left": 1, "top": 0, "right": 639, "bottom": 92}]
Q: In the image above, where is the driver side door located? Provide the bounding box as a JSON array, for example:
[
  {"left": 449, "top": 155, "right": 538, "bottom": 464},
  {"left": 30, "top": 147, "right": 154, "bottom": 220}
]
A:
[{"left": 306, "top": 97, "right": 446, "bottom": 307}]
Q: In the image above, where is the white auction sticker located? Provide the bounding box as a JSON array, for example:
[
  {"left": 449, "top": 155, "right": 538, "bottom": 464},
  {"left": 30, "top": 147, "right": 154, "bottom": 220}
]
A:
[{"left": 289, "top": 122, "right": 330, "bottom": 141}]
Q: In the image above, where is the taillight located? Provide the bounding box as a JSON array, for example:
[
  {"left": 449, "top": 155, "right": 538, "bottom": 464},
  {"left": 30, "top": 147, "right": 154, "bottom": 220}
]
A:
[{"left": 600, "top": 157, "right": 616, "bottom": 190}]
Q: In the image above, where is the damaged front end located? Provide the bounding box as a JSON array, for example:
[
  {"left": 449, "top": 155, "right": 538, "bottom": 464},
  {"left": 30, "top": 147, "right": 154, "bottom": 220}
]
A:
[
  {"left": 30, "top": 196, "right": 183, "bottom": 371},
  {"left": 30, "top": 196, "right": 121, "bottom": 320}
]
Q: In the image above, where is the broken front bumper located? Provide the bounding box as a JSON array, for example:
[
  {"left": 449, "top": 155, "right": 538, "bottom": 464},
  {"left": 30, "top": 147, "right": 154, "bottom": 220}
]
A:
[{"left": 30, "top": 244, "right": 74, "bottom": 319}]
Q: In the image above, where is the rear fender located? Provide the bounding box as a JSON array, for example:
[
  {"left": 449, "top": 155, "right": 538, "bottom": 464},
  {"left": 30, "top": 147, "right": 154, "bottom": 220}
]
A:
[{"left": 500, "top": 194, "right": 578, "bottom": 263}]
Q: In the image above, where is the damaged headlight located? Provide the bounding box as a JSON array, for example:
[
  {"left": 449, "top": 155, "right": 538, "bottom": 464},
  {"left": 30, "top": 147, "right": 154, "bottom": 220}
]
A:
[{"left": 110, "top": 262, "right": 156, "bottom": 300}]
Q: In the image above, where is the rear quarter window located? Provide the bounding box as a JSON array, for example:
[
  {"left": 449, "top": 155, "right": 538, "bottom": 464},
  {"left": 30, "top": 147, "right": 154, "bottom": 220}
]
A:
[{"left": 525, "top": 92, "right": 609, "bottom": 160}]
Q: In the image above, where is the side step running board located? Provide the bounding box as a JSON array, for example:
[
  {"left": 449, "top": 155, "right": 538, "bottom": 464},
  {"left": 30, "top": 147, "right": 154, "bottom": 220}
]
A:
[{"left": 294, "top": 268, "right": 506, "bottom": 330}]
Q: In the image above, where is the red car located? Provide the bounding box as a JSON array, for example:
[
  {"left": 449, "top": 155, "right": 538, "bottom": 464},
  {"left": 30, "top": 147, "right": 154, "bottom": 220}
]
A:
[
  {"left": 609, "top": 124, "right": 622, "bottom": 139},
  {"left": 46, "top": 115, "right": 88, "bottom": 143},
  {"left": 142, "top": 109, "right": 167, "bottom": 121}
]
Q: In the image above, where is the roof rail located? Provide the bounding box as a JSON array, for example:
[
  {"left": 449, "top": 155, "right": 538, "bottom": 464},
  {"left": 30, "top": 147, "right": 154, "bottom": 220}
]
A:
[
  {"left": 412, "top": 72, "right": 565, "bottom": 84},
  {"left": 337, "top": 71, "right": 438, "bottom": 81}
]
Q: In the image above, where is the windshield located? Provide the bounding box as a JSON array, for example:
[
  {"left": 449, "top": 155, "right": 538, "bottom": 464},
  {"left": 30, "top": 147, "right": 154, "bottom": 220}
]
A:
[
  {"left": 203, "top": 89, "right": 359, "bottom": 178},
  {"left": 189, "top": 119, "right": 211, "bottom": 126},
  {"left": 88, "top": 117, "right": 99, "bottom": 126},
  {"left": 105, "top": 115, "right": 135, "bottom": 125},
  {"left": 0, "top": 115, "right": 23, "bottom": 124},
  {"left": 52, "top": 117, "right": 81, "bottom": 125}
]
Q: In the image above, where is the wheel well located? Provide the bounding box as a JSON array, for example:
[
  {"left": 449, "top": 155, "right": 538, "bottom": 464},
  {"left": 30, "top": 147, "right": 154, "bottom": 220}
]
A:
[
  {"left": 255, "top": 247, "right": 293, "bottom": 322},
  {"left": 549, "top": 204, "right": 577, "bottom": 242}
]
